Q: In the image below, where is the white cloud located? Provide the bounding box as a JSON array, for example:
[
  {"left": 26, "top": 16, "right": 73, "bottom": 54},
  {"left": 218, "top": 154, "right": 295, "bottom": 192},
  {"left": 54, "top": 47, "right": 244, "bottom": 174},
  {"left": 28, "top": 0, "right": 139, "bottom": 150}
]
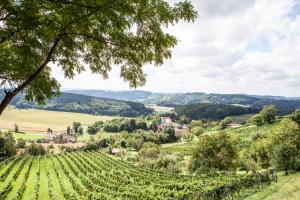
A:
[{"left": 52, "top": 0, "right": 300, "bottom": 96}]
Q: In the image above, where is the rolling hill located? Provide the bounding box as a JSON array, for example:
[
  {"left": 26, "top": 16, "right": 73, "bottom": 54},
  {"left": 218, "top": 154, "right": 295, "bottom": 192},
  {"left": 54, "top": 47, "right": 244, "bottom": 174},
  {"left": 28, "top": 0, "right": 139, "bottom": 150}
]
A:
[
  {"left": 6, "top": 92, "right": 152, "bottom": 117},
  {"left": 175, "top": 103, "right": 259, "bottom": 120},
  {"left": 67, "top": 90, "right": 300, "bottom": 113}
]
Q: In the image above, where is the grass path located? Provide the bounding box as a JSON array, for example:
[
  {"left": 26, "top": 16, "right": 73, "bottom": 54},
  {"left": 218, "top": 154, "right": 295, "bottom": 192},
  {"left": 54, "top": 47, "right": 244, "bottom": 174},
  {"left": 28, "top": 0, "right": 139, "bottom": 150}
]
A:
[{"left": 243, "top": 172, "right": 300, "bottom": 200}]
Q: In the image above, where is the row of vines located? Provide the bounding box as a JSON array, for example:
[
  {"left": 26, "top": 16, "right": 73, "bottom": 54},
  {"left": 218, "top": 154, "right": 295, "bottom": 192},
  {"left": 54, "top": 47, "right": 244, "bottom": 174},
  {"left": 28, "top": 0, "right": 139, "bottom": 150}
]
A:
[{"left": 0, "top": 150, "right": 270, "bottom": 200}]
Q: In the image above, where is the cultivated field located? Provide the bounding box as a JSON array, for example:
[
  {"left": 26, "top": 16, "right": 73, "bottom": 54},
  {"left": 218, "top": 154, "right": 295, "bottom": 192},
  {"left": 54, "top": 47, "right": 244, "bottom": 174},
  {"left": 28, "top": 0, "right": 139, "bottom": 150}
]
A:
[
  {"left": 0, "top": 108, "right": 116, "bottom": 133},
  {"left": 0, "top": 151, "right": 254, "bottom": 200}
]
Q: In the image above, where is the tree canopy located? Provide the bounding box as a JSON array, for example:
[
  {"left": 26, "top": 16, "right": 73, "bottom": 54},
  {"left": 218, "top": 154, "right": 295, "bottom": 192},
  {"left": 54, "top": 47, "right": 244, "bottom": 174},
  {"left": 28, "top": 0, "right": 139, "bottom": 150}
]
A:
[{"left": 0, "top": 0, "right": 197, "bottom": 115}]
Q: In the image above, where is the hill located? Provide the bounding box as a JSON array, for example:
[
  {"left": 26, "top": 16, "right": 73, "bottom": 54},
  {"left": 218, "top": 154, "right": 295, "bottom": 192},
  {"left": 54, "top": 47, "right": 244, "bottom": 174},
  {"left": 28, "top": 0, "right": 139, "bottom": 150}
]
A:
[
  {"left": 175, "top": 103, "right": 259, "bottom": 120},
  {"left": 7, "top": 93, "right": 152, "bottom": 117},
  {"left": 67, "top": 90, "right": 300, "bottom": 113}
]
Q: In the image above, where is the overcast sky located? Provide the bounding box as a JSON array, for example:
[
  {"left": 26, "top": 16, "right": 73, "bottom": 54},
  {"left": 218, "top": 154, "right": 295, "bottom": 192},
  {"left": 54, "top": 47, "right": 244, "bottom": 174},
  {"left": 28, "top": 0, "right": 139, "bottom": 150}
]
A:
[{"left": 52, "top": 0, "right": 300, "bottom": 97}]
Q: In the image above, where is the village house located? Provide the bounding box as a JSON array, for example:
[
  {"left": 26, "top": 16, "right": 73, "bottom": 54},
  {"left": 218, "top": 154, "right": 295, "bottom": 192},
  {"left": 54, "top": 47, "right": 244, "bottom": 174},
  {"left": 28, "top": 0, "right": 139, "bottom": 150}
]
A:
[
  {"left": 55, "top": 132, "right": 76, "bottom": 143},
  {"left": 160, "top": 117, "right": 172, "bottom": 125}
]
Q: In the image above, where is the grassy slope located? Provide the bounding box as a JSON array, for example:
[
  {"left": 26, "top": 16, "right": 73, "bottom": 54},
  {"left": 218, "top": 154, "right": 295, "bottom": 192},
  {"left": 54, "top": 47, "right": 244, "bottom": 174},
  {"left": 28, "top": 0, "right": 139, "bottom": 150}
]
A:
[
  {"left": 243, "top": 172, "right": 300, "bottom": 200},
  {"left": 0, "top": 108, "right": 116, "bottom": 133}
]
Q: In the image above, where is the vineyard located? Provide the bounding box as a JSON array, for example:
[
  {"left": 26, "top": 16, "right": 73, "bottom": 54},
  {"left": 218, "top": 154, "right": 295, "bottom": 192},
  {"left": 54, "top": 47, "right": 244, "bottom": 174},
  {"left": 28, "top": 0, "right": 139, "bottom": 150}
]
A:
[{"left": 0, "top": 151, "right": 265, "bottom": 200}]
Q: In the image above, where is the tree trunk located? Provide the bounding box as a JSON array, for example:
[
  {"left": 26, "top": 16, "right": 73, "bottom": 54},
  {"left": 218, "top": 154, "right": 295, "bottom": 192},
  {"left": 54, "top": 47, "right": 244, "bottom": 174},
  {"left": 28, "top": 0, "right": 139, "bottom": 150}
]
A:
[
  {"left": 0, "top": 92, "right": 16, "bottom": 115},
  {"left": 0, "top": 36, "right": 61, "bottom": 116}
]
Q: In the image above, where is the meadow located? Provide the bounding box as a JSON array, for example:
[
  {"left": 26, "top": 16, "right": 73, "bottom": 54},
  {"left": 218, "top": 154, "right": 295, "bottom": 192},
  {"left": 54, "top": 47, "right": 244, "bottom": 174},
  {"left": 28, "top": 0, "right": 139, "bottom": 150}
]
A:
[{"left": 0, "top": 108, "right": 116, "bottom": 133}]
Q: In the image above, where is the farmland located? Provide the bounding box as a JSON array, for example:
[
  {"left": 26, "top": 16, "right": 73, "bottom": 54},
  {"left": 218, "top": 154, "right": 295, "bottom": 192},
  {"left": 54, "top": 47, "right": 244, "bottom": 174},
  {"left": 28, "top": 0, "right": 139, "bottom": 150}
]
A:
[
  {"left": 0, "top": 151, "right": 259, "bottom": 200},
  {"left": 0, "top": 108, "right": 117, "bottom": 133}
]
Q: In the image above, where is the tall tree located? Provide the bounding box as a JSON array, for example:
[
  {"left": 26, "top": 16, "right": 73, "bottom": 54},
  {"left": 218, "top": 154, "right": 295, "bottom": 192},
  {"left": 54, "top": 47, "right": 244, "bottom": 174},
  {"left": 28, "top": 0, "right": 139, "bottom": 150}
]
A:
[{"left": 0, "top": 0, "right": 197, "bottom": 115}]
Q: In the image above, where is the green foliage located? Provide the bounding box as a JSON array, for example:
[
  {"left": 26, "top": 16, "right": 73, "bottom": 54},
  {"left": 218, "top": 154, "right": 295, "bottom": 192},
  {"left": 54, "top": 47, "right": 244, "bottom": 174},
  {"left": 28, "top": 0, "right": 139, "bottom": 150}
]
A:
[
  {"left": 0, "top": 131, "right": 16, "bottom": 158},
  {"left": 139, "top": 142, "right": 160, "bottom": 160},
  {"left": 219, "top": 117, "right": 233, "bottom": 130},
  {"left": 14, "top": 123, "right": 19, "bottom": 133},
  {"left": 175, "top": 103, "right": 258, "bottom": 120},
  {"left": 16, "top": 139, "right": 26, "bottom": 149},
  {"left": 260, "top": 105, "right": 277, "bottom": 124},
  {"left": 290, "top": 109, "right": 300, "bottom": 125},
  {"left": 67, "top": 126, "right": 71, "bottom": 134},
  {"left": 26, "top": 143, "right": 46, "bottom": 156},
  {"left": 0, "top": 0, "right": 197, "bottom": 112},
  {"left": 248, "top": 105, "right": 277, "bottom": 126},
  {"left": 189, "top": 132, "right": 238, "bottom": 173},
  {"left": 249, "top": 114, "right": 264, "bottom": 126},
  {"left": 191, "top": 126, "right": 205, "bottom": 137},
  {"left": 129, "top": 119, "right": 137, "bottom": 132},
  {"left": 78, "top": 127, "right": 83, "bottom": 135},
  {"left": 150, "top": 121, "right": 158, "bottom": 132},
  {"left": 72, "top": 122, "right": 81, "bottom": 133},
  {"left": 269, "top": 118, "right": 300, "bottom": 174}
]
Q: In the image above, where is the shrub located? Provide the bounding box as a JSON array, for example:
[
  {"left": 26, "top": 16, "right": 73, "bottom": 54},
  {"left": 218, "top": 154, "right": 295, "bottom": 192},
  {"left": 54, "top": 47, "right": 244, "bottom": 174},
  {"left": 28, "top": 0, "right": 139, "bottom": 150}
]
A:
[
  {"left": 189, "top": 132, "right": 238, "bottom": 173},
  {"left": 26, "top": 143, "right": 46, "bottom": 156},
  {"left": 0, "top": 131, "right": 16, "bottom": 158},
  {"left": 16, "top": 139, "right": 26, "bottom": 148}
]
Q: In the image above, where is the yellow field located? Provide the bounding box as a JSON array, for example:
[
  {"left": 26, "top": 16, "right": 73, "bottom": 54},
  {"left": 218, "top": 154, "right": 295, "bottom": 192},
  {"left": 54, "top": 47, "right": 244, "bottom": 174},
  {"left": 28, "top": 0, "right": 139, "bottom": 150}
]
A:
[{"left": 0, "top": 108, "right": 116, "bottom": 133}]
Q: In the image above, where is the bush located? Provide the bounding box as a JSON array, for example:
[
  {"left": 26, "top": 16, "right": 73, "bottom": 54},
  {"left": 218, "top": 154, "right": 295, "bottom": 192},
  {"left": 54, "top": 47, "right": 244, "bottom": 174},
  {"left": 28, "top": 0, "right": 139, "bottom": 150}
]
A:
[
  {"left": 191, "top": 126, "right": 205, "bottom": 137},
  {"left": 0, "top": 131, "right": 16, "bottom": 158},
  {"left": 139, "top": 142, "right": 160, "bottom": 160},
  {"left": 269, "top": 118, "right": 300, "bottom": 174},
  {"left": 189, "top": 132, "right": 238, "bottom": 173},
  {"left": 16, "top": 139, "right": 26, "bottom": 148},
  {"left": 26, "top": 143, "right": 46, "bottom": 156}
]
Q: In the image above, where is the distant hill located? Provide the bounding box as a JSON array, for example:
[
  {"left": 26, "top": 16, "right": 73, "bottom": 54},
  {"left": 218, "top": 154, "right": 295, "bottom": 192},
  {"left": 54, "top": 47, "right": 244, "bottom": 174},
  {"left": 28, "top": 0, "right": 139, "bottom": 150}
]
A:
[
  {"left": 66, "top": 90, "right": 152, "bottom": 101},
  {"left": 7, "top": 92, "right": 153, "bottom": 117},
  {"left": 67, "top": 90, "right": 300, "bottom": 113},
  {"left": 175, "top": 103, "right": 259, "bottom": 120}
]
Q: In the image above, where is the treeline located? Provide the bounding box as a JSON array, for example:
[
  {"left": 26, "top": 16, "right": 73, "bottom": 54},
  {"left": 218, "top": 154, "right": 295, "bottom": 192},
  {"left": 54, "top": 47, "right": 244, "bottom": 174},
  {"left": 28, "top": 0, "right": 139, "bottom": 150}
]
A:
[
  {"left": 9, "top": 92, "right": 153, "bottom": 117},
  {"left": 175, "top": 103, "right": 258, "bottom": 120},
  {"left": 87, "top": 118, "right": 158, "bottom": 134}
]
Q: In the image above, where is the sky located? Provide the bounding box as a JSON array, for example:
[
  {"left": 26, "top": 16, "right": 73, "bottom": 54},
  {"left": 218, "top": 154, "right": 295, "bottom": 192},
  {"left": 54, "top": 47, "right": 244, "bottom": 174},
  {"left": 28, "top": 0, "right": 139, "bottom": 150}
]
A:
[{"left": 52, "top": 0, "right": 300, "bottom": 97}]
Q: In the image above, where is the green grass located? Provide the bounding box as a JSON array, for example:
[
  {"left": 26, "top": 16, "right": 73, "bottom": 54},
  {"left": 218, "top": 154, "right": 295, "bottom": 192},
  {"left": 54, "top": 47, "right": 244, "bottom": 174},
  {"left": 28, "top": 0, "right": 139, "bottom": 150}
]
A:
[
  {"left": 160, "top": 140, "right": 196, "bottom": 155},
  {"left": 231, "top": 114, "right": 253, "bottom": 124},
  {"left": 243, "top": 172, "right": 300, "bottom": 200},
  {"left": 12, "top": 132, "right": 45, "bottom": 141},
  {"left": 0, "top": 108, "right": 117, "bottom": 133}
]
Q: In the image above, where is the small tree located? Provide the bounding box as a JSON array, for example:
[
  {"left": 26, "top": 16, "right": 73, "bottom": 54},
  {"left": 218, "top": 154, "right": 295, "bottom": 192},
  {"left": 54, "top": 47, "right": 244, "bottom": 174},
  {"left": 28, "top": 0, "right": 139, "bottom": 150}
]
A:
[
  {"left": 67, "top": 126, "right": 71, "bottom": 134},
  {"left": 139, "top": 142, "right": 160, "bottom": 160},
  {"left": 26, "top": 143, "right": 46, "bottom": 156},
  {"left": 78, "top": 127, "right": 84, "bottom": 135},
  {"left": 73, "top": 122, "right": 81, "bottom": 133},
  {"left": 129, "top": 119, "right": 137, "bottom": 132},
  {"left": 260, "top": 105, "right": 277, "bottom": 124},
  {"left": 219, "top": 117, "right": 233, "bottom": 130},
  {"left": 150, "top": 121, "right": 158, "bottom": 132},
  {"left": 0, "top": 132, "right": 16, "bottom": 158},
  {"left": 188, "top": 132, "right": 238, "bottom": 173},
  {"left": 191, "top": 126, "right": 205, "bottom": 137},
  {"left": 16, "top": 139, "right": 26, "bottom": 148},
  {"left": 269, "top": 118, "right": 300, "bottom": 174},
  {"left": 291, "top": 109, "right": 300, "bottom": 125},
  {"left": 249, "top": 114, "right": 263, "bottom": 126},
  {"left": 14, "top": 124, "right": 19, "bottom": 133},
  {"left": 271, "top": 142, "right": 297, "bottom": 175}
]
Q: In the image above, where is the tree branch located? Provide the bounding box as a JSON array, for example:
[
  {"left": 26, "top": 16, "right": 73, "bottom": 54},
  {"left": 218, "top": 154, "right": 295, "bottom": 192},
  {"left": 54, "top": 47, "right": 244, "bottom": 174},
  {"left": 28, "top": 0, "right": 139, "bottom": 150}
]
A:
[{"left": 62, "top": 32, "right": 114, "bottom": 45}]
